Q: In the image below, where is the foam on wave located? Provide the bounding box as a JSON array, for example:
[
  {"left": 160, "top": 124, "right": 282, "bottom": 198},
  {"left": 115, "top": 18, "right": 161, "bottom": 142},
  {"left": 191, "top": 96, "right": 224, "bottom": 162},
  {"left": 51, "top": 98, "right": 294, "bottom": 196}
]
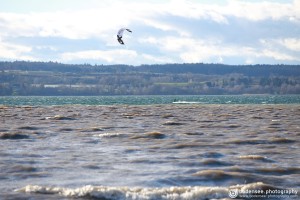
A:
[{"left": 17, "top": 182, "right": 276, "bottom": 200}]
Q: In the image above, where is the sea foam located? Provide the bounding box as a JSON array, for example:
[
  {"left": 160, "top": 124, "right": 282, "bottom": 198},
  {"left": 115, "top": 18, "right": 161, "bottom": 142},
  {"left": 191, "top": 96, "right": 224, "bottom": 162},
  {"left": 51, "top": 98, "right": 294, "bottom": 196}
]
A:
[{"left": 17, "top": 182, "right": 278, "bottom": 200}]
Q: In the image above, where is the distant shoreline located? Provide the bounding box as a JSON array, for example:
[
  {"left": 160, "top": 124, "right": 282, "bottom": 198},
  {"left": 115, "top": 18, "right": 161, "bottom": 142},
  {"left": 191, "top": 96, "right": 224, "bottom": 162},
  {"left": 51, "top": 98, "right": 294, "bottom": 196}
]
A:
[{"left": 1, "top": 61, "right": 299, "bottom": 96}]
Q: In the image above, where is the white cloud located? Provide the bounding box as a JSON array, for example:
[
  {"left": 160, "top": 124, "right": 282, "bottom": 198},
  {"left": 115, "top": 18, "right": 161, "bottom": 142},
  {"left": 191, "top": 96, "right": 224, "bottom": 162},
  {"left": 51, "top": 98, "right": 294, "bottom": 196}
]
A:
[
  {"left": 2, "top": 0, "right": 297, "bottom": 40},
  {"left": 0, "top": 3, "right": 133, "bottom": 40},
  {"left": 139, "top": 37, "right": 158, "bottom": 45},
  {"left": 0, "top": 0, "right": 299, "bottom": 65},
  {"left": 0, "top": 13, "right": 39, "bottom": 38},
  {"left": 179, "top": 43, "right": 237, "bottom": 63},
  {"left": 35, "top": 45, "right": 58, "bottom": 51},
  {"left": 0, "top": 38, "right": 35, "bottom": 60},
  {"left": 262, "top": 49, "right": 300, "bottom": 61},
  {"left": 279, "top": 38, "right": 300, "bottom": 51},
  {"left": 141, "top": 54, "right": 174, "bottom": 64},
  {"left": 61, "top": 49, "right": 138, "bottom": 63},
  {"left": 140, "top": 36, "right": 236, "bottom": 63},
  {"left": 258, "top": 37, "right": 300, "bottom": 62},
  {"left": 141, "top": 19, "right": 174, "bottom": 32},
  {"left": 224, "top": 0, "right": 299, "bottom": 21},
  {"left": 162, "top": 0, "right": 300, "bottom": 22}
]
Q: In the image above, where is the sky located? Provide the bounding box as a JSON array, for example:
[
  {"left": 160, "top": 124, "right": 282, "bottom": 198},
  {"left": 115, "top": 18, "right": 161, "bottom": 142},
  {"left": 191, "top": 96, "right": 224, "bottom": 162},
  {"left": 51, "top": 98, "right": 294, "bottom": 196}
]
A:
[{"left": 0, "top": 0, "right": 299, "bottom": 65}]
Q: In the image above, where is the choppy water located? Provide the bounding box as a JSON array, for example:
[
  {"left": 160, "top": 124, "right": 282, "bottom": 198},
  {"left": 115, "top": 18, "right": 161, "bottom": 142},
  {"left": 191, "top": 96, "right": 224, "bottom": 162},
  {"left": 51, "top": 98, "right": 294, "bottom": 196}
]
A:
[
  {"left": 0, "top": 99, "right": 299, "bottom": 199},
  {"left": 0, "top": 95, "right": 300, "bottom": 106}
]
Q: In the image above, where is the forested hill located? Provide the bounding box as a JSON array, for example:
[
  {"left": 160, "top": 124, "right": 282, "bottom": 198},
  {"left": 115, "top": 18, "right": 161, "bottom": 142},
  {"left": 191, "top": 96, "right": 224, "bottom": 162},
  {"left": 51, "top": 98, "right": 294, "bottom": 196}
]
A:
[
  {"left": 1, "top": 61, "right": 300, "bottom": 95},
  {"left": 1, "top": 61, "right": 299, "bottom": 76}
]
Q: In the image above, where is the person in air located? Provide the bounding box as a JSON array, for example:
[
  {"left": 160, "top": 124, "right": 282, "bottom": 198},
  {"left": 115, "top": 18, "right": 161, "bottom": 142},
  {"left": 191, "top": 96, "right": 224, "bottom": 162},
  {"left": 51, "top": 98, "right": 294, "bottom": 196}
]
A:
[
  {"left": 117, "top": 35, "right": 124, "bottom": 45},
  {"left": 117, "top": 28, "right": 132, "bottom": 45}
]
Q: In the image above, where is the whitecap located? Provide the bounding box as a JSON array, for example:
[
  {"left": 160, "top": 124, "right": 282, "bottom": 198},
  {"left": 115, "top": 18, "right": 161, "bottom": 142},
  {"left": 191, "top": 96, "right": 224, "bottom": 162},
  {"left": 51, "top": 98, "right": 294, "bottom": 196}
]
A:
[
  {"left": 16, "top": 182, "right": 282, "bottom": 200},
  {"left": 97, "top": 132, "right": 126, "bottom": 138},
  {"left": 238, "top": 155, "right": 267, "bottom": 160},
  {"left": 17, "top": 184, "right": 228, "bottom": 200}
]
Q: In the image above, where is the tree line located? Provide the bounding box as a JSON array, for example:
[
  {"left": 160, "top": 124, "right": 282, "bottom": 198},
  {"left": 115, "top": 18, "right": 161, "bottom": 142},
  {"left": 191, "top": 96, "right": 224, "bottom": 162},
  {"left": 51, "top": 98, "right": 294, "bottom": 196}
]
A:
[{"left": 0, "top": 61, "right": 299, "bottom": 95}]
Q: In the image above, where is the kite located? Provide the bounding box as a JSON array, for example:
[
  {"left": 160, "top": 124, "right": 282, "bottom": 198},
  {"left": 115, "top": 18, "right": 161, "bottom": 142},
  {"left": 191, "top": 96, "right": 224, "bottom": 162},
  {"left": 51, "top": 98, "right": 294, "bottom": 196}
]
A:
[{"left": 117, "top": 28, "right": 132, "bottom": 45}]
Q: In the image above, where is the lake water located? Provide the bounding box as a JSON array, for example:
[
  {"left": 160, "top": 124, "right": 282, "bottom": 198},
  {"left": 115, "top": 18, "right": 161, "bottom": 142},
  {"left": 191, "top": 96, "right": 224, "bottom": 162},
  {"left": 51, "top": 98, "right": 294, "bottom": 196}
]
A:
[
  {"left": 0, "top": 95, "right": 299, "bottom": 199},
  {"left": 0, "top": 95, "right": 300, "bottom": 106}
]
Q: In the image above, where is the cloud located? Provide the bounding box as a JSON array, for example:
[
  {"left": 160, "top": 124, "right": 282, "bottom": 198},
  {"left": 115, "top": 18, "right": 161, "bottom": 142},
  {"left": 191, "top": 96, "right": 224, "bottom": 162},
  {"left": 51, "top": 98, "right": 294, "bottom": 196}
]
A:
[
  {"left": 224, "top": 0, "right": 299, "bottom": 21},
  {"left": 279, "top": 38, "right": 300, "bottom": 51},
  {"left": 61, "top": 49, "right": 138, "bottom": 63},
  {"left": 262, "top": 49, "right": 300, "bottom": 62},
  {"left": 0, "top": 0, "right": 299, "bottom": 65},
  {"left": 0, "top": 38, "right": 35, "bottom": 60},
  {"left": 141, "top": 54, "right": 175, "bottom": 64}
]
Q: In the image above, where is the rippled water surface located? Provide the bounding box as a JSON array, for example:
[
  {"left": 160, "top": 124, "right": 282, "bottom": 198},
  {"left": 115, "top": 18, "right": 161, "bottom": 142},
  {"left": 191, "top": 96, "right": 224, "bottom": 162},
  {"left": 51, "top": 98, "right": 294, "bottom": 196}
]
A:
[
  {"left": 0, "top": 104, "right": 299, "bottom": 199},
  {"left": 1, "top": 95, "right": 300, "bottom": 106}
]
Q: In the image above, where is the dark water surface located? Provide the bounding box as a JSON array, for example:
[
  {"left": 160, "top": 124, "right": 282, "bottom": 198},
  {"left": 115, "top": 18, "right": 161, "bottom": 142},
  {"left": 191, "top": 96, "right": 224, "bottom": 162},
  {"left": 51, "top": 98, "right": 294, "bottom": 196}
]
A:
[{"left": 0, "top": 103, "right": 299, "bottom": 199}]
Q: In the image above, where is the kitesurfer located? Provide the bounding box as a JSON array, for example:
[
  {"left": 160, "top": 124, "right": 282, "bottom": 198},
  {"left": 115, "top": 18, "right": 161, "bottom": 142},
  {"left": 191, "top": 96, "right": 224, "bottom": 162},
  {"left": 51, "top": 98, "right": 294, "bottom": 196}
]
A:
[{"left": 117, "top": 28, "right": 132, "bottom": 45}]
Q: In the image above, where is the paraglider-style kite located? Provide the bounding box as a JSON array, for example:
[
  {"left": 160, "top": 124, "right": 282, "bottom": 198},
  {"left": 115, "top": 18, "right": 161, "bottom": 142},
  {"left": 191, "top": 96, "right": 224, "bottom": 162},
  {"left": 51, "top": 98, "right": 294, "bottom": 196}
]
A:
[{"left": 117, "top": 28, "right": 132, "bottom": 45}]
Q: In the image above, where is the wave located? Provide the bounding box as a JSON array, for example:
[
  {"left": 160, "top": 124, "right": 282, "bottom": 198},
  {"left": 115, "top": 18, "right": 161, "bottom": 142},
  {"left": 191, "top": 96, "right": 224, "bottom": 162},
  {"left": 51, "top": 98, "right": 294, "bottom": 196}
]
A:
[
  {"left": 238, "top": 155, "right": 273, "bottom": 162},
  {"left": 44, "top": 115, "right": 76, "bottom": 120},
  {"left": 238, "top": 155, "right": 267, "bottom": 160},
  {"left": 0, "top": 131, "right": 44, "bottom": 139},
  {"left": 0, "top": 132, "right": 29, "bottom": 140},
  {"left": 162, "top": 121, "right": 185, "bottom": 126},
  {"left": 172, "top": 101, "right": 205, "bottom": 104},
  {"left": 16, "top": 182, "right": 293, "bottom": 200},
  {"left": 257, "top": 167, "right": 300, "bottom": 175},
  {"left": 97, "top": 132, "right": 127, "bottom": 138},
  {"left": 130, "top": 131, "right": 166, "bottom": 139}
]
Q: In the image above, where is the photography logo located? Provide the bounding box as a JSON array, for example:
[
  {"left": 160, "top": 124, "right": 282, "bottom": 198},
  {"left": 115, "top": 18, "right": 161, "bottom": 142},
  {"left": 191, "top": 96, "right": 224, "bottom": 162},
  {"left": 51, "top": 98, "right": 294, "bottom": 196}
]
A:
[{"left": 228, "top": 189, "right": 239, "bottom": 198}]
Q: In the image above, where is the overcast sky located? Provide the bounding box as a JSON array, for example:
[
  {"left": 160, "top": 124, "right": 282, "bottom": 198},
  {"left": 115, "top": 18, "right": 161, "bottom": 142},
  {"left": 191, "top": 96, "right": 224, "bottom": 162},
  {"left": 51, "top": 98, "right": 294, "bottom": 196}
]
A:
[{"left": 0, "top": 0, "right": 299, "bottom": 65}]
